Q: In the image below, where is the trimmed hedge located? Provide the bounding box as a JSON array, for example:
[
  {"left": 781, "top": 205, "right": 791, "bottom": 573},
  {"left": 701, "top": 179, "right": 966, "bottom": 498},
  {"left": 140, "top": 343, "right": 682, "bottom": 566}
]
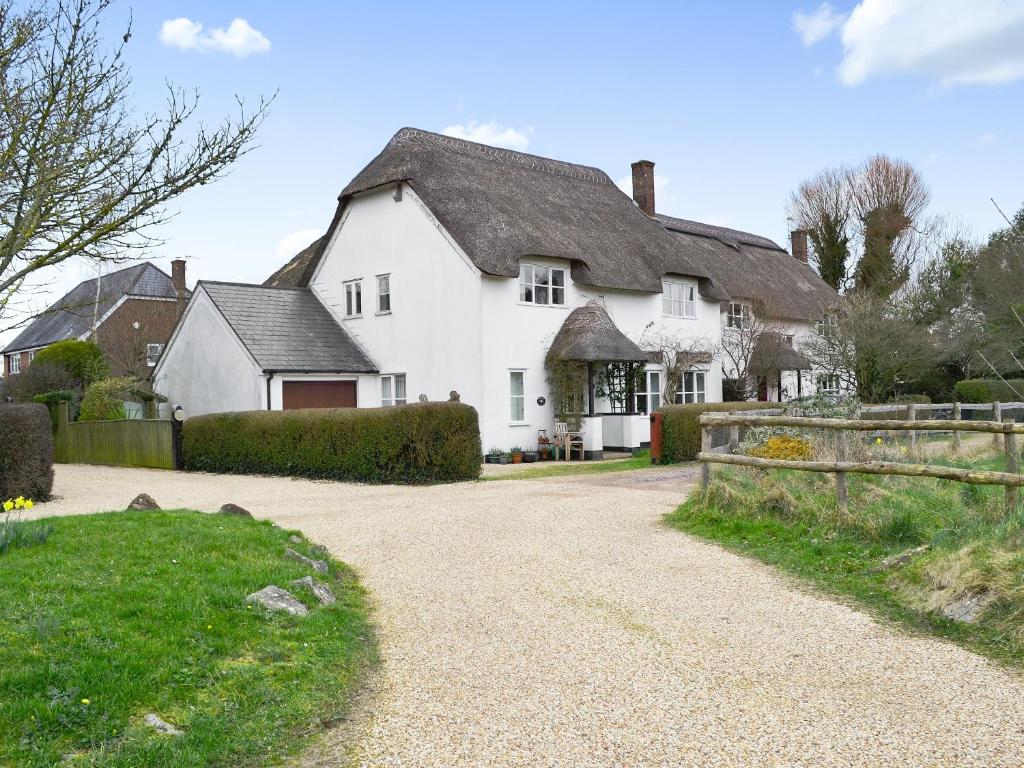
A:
[
  {"left": 954, "top": 379, "right": 1024, "bottom": 403},
  {"left": 0, "top": 404, "right": 54, "bottom": 501},
  {"left": 182, "top": 402, "right": 482, "bottom": 484},
  {"left": 659, "top": 401, "right": 773, "bottom": 463}
]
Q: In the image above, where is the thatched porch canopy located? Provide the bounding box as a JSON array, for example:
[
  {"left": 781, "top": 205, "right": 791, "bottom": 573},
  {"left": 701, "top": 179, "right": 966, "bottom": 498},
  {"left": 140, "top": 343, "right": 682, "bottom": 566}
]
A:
[
  {"left": 548, "top": 302, "right": 648, "bottom": 363},
  {"left": 749, "top": 332, "right": 812, "bottom": 372}
]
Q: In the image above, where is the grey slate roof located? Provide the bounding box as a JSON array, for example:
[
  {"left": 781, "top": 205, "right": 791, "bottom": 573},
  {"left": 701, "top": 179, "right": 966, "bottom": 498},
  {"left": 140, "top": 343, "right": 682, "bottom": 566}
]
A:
[
  {"left": 548, "top": 301, "right": 649, "bottom": 363},
  {"left": 263, "top": 235, "right": 325, "bottom": 288},
  {"left": 200, "top": 281, "right": 376, "bottom": 373},
  {"left": 658, "top": 214, "right": 837, "bottom": 323},
  {"left": 2, "top": 262, "right": 183, "bottom": 354}
]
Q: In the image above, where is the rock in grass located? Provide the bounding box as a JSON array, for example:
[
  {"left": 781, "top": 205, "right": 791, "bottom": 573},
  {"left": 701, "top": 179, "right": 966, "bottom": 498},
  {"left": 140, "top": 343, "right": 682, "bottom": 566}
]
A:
[
  {"left": 288, "top": 534, "right": 303, "bottom": 544},
  {"left": 943, "top": 591, "right": 993, "bottom": 623},
  {"left": 246, "top": 585, "right": 308, "bottom": 616},
  {"left": 290, "top": 575, "right": 336, "bottom": 606},
  {"left": 127, "top": 493, "right": 159, "bottom": 511},
  {"left": 144, "top": 713, "right": 182, "bottom": 736},
  {"left": 284, "top": 547, "right": 328, "bottom": 574},
  {"left": 870, "top": 544, "right": 930, "bottom": 573},
  {"left": 219, "top": 503, "right": 253, "bottom": 519},
  {"left": 308, "top": 544, "right": 329, "bottom": 559}
]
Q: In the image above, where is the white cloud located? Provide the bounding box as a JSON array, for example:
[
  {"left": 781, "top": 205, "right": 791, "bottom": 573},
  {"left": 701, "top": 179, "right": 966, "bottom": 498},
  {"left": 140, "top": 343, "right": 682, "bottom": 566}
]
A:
[
  {"left": 159, "top": 17, "right": 271, "bottom": 57},
  {"left": 835, "top": 0, "right": 1024, "bottom": 86},
  {"left": 275, "top": 228, "right": 321, "bottom": 258},
  {"left": 793, "top": 3, "right": 846, "bottom": 45},
  {"left": 441, "top": 121, "right": 533, "bottom": 150}
]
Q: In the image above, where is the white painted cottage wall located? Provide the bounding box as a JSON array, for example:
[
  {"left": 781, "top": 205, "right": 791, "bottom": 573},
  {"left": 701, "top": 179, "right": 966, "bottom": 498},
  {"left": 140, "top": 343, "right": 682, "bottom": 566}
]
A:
[{"left": 152, "top": 288, "right": 264, "bottom": 415}]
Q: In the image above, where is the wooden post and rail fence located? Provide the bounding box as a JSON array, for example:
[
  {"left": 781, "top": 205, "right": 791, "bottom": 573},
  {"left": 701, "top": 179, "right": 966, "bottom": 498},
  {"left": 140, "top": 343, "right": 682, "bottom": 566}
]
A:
[{"left": 698, "top": 410, "right": 1023, "bottom": 515}]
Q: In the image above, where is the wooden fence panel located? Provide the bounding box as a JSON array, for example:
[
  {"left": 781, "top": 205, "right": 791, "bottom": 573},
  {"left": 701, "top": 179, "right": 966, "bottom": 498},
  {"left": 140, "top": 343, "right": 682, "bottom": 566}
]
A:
[{"left": 56, "top": 403, "right": 176, "bottom": 469}]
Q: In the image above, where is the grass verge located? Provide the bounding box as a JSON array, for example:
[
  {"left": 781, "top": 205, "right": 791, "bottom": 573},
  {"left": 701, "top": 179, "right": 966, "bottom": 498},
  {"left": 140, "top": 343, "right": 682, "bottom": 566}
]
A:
[
  {"left": 0, "top": 510, "right": 375, "bottom": 767},
  {"left": 483, "top": 450, "right": 654, "bottom": 481},
  {"left": 666, "top": 453, "right": 1024, "bottom": 667}
]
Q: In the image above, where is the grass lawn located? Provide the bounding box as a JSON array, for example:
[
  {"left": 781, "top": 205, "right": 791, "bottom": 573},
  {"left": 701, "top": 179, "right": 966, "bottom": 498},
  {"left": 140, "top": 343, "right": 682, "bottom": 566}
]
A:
[
  {"left": 483, "top": 450, "right": 654, "bottom": 481},
  {"left": 666, "top": 452, "right": 1024, "bottom": 667},
  {"left": 0, "top": 510, "right": 375, "bottom": 768}
]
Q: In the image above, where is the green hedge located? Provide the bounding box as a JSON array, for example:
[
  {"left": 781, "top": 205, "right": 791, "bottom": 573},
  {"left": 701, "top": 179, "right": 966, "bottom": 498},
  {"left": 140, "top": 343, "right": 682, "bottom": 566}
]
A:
[
  {"left": 182, "top": 402, "right": 482, "bottom": 484},
  {"left": 954, "top": 379, "right": 1024, "bottom": 403},
  {"left": 0, "top": 404, "right": 54, "bottom": 501},
  {"left": 658, "top": 402, "right": 773, "bottom": 463}
]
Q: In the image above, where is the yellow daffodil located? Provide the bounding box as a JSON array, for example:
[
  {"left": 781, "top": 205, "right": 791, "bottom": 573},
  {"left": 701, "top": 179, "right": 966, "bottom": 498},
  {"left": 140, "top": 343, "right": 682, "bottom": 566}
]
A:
[
  {"left": 24, "top": 500, "right": 33, "bottom": 510},
  {"left": 2, "top": 500, "right": 12, "bottom": 512},
  {"left": 900, "top": 447, "right": 908, "bottom": 454},
  {"left": 15, "top": 496, "right": 25, "bottom": 509},
  {"left": 875, "top": 437, "right": 882, "bottom": 445},
  {"left": 81, "top": 698, "right": 90, "bottom": 705}
]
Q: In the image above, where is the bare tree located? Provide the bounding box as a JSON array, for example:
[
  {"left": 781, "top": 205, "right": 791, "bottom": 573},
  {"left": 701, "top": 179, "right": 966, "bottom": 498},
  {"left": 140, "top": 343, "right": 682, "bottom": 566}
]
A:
[
  {"left": 0, "top": 0, "right": 272, "bottom": 325},
  {"left": 716, "top": 303, "right": 796, "bottom": 400},
  {"left": 788, "top": 166, "right": 852, "bottom": 291},
  {"left": 637, "top": 325, "right": 717, "bottom": 404}
]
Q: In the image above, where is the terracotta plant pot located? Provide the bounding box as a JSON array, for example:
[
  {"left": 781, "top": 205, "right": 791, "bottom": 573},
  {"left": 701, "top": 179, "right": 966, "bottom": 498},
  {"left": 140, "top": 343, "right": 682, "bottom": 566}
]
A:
[{"left": 511, "top": 452, "right": 523, "bottom": 464}]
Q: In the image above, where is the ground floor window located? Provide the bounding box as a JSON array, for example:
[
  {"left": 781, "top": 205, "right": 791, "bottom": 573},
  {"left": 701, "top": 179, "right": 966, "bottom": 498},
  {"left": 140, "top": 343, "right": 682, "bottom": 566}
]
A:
[
  {"left": 381, "top": 373, "right": 407, "bottom": 406},
  {"left": 9, "top": 353, "right": 20, "bottom": 374},
  {"left": 510, "top": 370, "right": 525, "bottom": 422},
  {"left": 676, "top": 370, "right": 706, "bottom": 404},
  {"left": 817, "top": 373, "right": 841, "bottom": 396},
  {"left": 635, "top": 370, "right": 662, "bottom": 414}
]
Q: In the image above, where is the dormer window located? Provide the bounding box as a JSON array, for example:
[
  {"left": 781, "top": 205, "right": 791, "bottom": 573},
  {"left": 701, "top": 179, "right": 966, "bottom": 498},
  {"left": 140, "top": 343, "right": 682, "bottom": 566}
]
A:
[
  {"left": 726, "top": 302, "right": 750, "bottom": 329},
  {"left": 519, "top": 264, "right": 566, "bottom": 306},
  {"left": 662, "top": 279, "right": 696, "bottom": 318}
]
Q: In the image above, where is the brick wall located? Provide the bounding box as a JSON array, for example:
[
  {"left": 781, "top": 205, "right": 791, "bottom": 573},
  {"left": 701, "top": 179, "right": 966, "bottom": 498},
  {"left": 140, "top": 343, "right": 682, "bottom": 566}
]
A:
[{"left": 94, "top": 298, "right": 181, "bottom": 377}]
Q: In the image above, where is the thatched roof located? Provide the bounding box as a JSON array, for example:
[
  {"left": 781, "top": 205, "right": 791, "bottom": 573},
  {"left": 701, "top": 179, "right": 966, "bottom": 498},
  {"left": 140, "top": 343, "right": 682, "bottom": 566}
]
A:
[
  {"left": 264, "top": 235, "right": 325, "bottom": 288},
  {"left": 748, "top": 332, "right": 813, "bottom": 372},
  {"left": 658, "top": 215, "right": 837, "bottom": 322},
  {"left": 548, "top": 302, "right": 648, "bottom": 362}
]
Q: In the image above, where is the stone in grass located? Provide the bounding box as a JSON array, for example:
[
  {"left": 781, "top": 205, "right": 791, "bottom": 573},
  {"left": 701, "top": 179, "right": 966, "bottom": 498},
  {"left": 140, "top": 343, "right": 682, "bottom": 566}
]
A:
[
  {"left": 127, "top": 493, "right": 160, "bottom": 511},
  {"left": 308, "top": 543, "right": 330, "bottom": 559},
  {"left": 943, "top": 591, "right": 993, "bottom": 623},
  {"left": 284, "top": 547, "right": 328, "bottom": 574},
  {"left": 288, "top": 534, "right": 303, "bottom": 544},
  {"left": 144, "top": 713, "right": 183, "bottom": 736},
  {"left": 870, "top": 544, "right": 930, "bottom": 573},
  {"left": 219, "top": 503, "right": 253, "bottom": 519},
  {"left": 246, "top": 585, "right": 309, "bottom": 616},
  {"left": 290, "top": 575, "right": 336, "bottom": 606}
]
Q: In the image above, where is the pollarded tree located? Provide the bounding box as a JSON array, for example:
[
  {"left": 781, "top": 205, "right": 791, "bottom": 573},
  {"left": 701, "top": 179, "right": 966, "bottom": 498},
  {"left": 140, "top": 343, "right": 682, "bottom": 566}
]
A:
[
  {"left": 788, "top": 166, "right": 852, "bottom": 291},
  {"left": 0, "top": 0, "right": 271, "bottom": 326}
]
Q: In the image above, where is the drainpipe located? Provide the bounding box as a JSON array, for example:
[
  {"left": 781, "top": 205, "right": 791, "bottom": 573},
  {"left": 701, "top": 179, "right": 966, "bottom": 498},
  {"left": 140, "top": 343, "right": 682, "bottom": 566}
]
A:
[{"left": 266, "top": 372, "right": 273, "bottom": 410}]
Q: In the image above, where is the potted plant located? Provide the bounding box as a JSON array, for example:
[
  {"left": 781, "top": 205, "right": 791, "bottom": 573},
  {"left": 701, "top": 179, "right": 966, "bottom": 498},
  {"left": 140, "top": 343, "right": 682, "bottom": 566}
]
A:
[
  {"left": 510, "top": 446, "right": 523, "bottom": 464},
  {"left": 499, "top": 453, "right": 510, "bottom": 465},
  {"left": 522, "top": 449, "right": 538, "bottom": 463},
  {"left": 485, "top": 446, "right": 502, "bottom": 464}
]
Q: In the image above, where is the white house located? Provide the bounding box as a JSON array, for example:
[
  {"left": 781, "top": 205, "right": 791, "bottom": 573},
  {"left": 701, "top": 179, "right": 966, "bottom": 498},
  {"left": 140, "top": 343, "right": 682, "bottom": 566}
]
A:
[{"left": 154, "top": 128, "right": 837, "bottom": 456}]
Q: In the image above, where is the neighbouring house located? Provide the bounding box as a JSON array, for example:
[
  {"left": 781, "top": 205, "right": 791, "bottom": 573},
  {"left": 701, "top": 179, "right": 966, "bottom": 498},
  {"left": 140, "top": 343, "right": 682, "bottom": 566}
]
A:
[
  {"left": 155, "top": 128, "right": 839, "bottom": 456},
  {"left": 2, "top": 261, "right": 189, "bottom": 379}
]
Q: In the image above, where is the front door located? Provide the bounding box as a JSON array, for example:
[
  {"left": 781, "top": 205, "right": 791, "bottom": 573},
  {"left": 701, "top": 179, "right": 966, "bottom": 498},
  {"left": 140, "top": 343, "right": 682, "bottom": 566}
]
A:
[
  {"left": 282, "top": 380, "right": 357, "bottom": 409},
  {"left": 757, "top": 376, "right": 768, "bottom": 402}
]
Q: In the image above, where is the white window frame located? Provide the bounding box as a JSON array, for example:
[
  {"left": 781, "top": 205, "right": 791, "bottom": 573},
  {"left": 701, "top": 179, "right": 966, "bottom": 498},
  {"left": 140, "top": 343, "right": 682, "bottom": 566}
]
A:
[
  {"left": 816, "top": 314, "right": 838, "bottom": 337},
  {"left": 634, "top": 370, "right": 662, "bottom": 415},
  {"left": 509, "top": 369, "right": 526, "bottom": 424},
  {"left": 9, "top": 353, "right": 20, "bottom": 375},
  {"left": 817, "top": 373, "right": 841, "bottom": 396},
  {"left": 377, "top": 274, "right": 391, "bottom": 314},
  {"left": 676, "top": 370, "right": 706, "bottom": 404},
  {"left": 146, "top": 343, "right": 164, "bottom": 368},
  {"left": 519, "top": 264, "right": 566, "bottom": 306},
  {"left": 28, "top": 350, "right": 35, "bottom": 363},
  {"left": 381, "top": 373, "right": 407, "bottom": 407},
  {"left": 726, "top": 302, "right": 750, "bottom": 329},
  {"left": 662, "top": 280, "right": 697, "bottom": 319},
  {"left": 344, "top": 279, "right": 362, "bottom": 318}
]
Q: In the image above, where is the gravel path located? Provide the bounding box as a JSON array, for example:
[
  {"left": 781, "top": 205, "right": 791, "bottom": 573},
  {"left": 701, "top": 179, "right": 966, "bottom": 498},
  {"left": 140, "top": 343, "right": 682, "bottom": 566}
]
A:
[{"left": 35, "top": 465, "right": 1024, "bottom": 767}]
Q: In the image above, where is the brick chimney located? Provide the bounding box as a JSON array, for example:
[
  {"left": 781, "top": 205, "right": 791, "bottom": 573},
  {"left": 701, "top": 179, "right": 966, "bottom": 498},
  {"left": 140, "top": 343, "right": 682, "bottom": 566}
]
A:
[
  {"left": 631, "top": 160, "right": 656, "bottom": 217},
  {"left": 171, "top": 258, "right": 187, "bottom": 314},
  {"left": 790, "top": 230, "right": 809, "bottom": 264}
]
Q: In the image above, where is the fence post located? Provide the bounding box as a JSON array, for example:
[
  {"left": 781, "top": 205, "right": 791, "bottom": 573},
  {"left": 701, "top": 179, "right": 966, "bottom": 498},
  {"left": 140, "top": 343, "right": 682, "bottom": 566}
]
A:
[
  {"left": 56, "top": 400, "right": 70, "bottom": 463},
  {"left": 993, "top": 401, "right": 1003, "bottom": 451},
  {"left": 701, "top": 424, "right": 712, "bottom": 489},
  {"left": 908, "top": 403, "right": 917, "bottom": 456},
  {"left": 836, "top": 429, "right": 849, "bottom": 517},
  {"left": 1005, "top": 416, "right": 1018, "bottom": 515},
  {"left": 728, "top": 410, "right": 739, "bottom": 454},
  {"left": 953, "top": 401, "right": 962, "bottom": 454}
]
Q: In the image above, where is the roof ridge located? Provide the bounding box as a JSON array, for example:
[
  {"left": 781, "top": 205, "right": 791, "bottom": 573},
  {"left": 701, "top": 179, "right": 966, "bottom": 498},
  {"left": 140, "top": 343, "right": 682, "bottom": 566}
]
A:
[
  {"left": 657, "top": 214, "right": 784, "bottom": 251},
  {"left": 390, "top": 127, "right": 611, "bottom": 184},
  {"left": 200, "top": 279, "right": 311, "bottom": 292}
]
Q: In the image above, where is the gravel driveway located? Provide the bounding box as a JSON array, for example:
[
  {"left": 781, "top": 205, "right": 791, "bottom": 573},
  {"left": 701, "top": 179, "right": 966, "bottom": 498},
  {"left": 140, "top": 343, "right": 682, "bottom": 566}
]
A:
[{"left": 34, "top": 464, "right": 1024, "bottom": 767}]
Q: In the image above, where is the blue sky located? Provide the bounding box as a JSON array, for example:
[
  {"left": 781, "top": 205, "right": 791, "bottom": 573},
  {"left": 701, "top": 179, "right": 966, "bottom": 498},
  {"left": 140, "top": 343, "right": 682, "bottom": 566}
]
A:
[{"left": 4, "top": 0, "right": 1023, "bottom": 345}]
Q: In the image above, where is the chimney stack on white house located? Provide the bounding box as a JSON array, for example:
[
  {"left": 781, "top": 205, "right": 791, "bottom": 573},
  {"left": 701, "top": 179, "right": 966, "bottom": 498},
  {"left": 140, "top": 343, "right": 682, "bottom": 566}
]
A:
[
  {"left": 790, "top": 230, "right": 809, "bottom": 263},
  {"left": 631, "top": 160, "right": 656, "bottom": 217},
  {"left": 171, "top": 258, "right": 187, "bottom": 315}
]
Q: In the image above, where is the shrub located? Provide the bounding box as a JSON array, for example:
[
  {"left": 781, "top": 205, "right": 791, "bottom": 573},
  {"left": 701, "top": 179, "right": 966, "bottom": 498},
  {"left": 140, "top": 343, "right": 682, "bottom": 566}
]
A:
[
  {"left": 954, "top": 379, "right": 1024, "bottom": 403},
  {"left": 31, "top": 390, "right": 77, "bottom": 431},
  {"left": 890, "top": 393, "right": 932, "bottom": 404},
  {"left": 749, "top": 435, "right": 814, "bottom": 461},
  {"left": 3, "top": 361, "right": 79, "bottom": 402},
  {"left": 33, "top": 340, "right": 109, "bottom": 387},
  {"left": 79, "top": 377, "right": 137, "bottom": 421},
  {"left": 0, "top": 404, "right": 54, "bottom": 500},
  {"left": 658, "top": 401, "right": 771, "bottom": 463},
  {"left": 183, "top": 402, "right": 482, "bottom": 484}
]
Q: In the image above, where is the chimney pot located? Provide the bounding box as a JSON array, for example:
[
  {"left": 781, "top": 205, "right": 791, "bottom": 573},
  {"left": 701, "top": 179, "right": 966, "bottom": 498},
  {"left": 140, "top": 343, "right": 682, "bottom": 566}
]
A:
[
  {"left": 790, "top": 230, "right": 809, "bottom": 264},
  {"left": 631, "top": 160, "right": 656, "bottom": 217}
]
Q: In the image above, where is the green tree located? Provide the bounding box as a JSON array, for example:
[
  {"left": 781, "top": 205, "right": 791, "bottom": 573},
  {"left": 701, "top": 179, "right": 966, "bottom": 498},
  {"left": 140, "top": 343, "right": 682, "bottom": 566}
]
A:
[
  {"left": 33, "top": 339, "right": 108, "bottom": 386},
  {"left": 788, "top": 167, "right": 852, "bottom": 290}
]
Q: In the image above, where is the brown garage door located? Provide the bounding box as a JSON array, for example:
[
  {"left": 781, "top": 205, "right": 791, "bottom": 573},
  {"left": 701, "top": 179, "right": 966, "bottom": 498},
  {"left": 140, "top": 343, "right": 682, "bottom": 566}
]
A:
[{"left": 282, "top": 380, "right": 357, "bottom": 410}]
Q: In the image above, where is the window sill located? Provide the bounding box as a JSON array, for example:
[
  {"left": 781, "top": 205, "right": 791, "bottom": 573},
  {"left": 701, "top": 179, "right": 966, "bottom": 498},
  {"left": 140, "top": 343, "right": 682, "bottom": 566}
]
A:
[
  {"left": 509, "top": 421, "right": 530, "bottom": 427},
  {"left": 663, "top": 314, "right": 696, "bottom": 320},
  {"left": 375, "top": 310, "right": 392, "bottom": 316},
  {"left": 344, "top": 314, "right": 363, "bottom": 320},
  {"left": 517, "top": 302, "right": 569, "bottom": 309}
]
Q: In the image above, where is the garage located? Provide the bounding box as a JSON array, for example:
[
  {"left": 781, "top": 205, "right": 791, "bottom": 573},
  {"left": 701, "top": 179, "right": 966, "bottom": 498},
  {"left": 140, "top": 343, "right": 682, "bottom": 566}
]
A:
[{"left": 282, "top": 380, "right": 357, "bottom": 409}]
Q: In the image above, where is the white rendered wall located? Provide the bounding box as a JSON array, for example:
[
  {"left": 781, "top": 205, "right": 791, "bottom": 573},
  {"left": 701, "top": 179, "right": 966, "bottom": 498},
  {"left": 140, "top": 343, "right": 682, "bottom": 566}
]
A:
[
  {"left": 310, "top": 186, "right": 483, "bottom": 411},
  {"left": 152, "top": 288, "right": 264, "bottom": 416}
]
